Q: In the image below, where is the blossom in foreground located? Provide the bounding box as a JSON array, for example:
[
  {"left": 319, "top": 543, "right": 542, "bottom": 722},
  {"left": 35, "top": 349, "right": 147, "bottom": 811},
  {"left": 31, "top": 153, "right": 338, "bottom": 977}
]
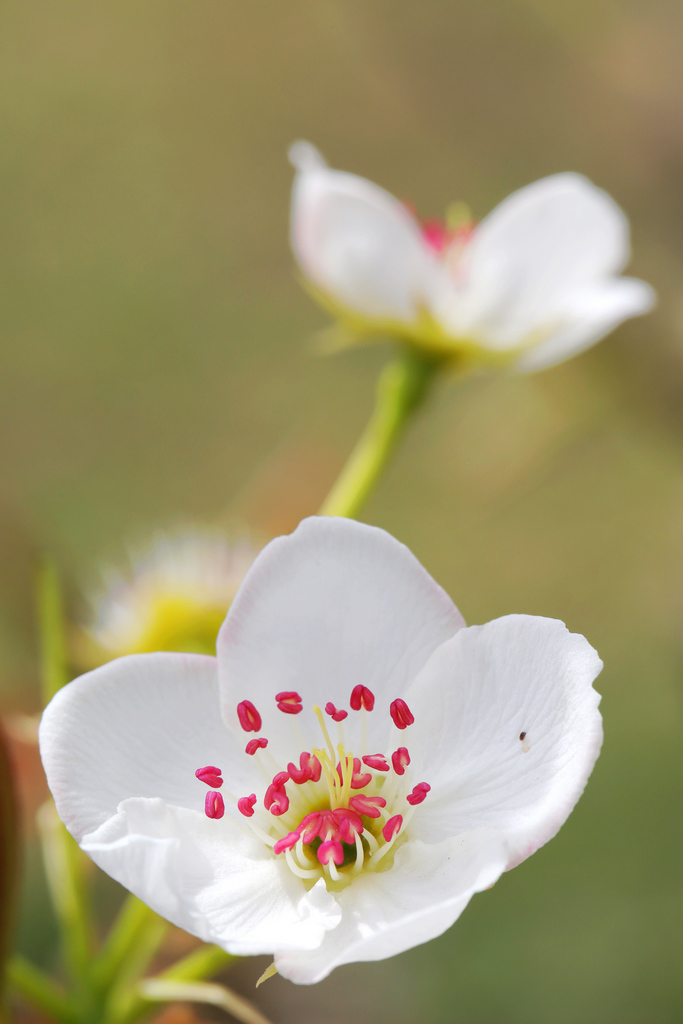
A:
[
  {"left": 83, "top": 529, "right": 260, "bottom": 660},
  {"left": 40, "top": 517, "right": 602, "bottom": 984},
  {"left": 290, "top": 142, "right": 654, "bottom": 371}
]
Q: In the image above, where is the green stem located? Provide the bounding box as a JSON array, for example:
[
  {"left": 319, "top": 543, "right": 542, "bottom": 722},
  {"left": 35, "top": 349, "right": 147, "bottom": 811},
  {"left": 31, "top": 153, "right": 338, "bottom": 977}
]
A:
[
  {"left": 93, "top": 896, "right": 167, "bottom": 994},
  {"left": 37, "top": 559, "right": 69, "bottom": 707},
  {"left": 319, "top": 347, "right": 441, "bottom": 519},
  {"left": 37, "top": 803, "right": 94, "bottom": 1005},
  {"left": 5, "top": 955, "right": 77, "bottom": 1024},
  {"left": 113, "top": 945, "right": 237, "bottom": 1024}
]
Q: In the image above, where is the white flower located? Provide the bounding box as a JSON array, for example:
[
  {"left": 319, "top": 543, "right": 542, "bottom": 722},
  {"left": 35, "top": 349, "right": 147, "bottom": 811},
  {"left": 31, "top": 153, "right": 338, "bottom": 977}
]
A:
[
  {"left": 290, "top": 142, "right": 654, "bottom": 371},
  {"left": 85, "top": 530, "right": 260, "bottom": 659},
  {"left": 40, "top": 517, "right": 602, "bottom": 984}
]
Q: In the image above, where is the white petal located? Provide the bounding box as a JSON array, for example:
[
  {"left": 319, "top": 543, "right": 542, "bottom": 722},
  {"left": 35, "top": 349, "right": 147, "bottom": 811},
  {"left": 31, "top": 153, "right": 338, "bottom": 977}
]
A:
[
  {"left": 274, "top": 828, "right": 508, "bottom": 984},
  {"left": 515, "top": 277, "right": 656, "bottom": 371},
  {"left": 404, "top": 616, "right": 603, "bottom": 868},
  {"left": 217, "top": 517, "right": 464, "bottom": 762},
  {"left": 39, "top": 653, "right": 257, "bottom": 842},
  {"left": 446, "top": 174, "right": 636, "bottom": 347},
  {"left": 82, "top": 798, "right": 341, "bottom": 954},
  {"left": 290, "top": 142, "right": 439, "bottom": 322}
]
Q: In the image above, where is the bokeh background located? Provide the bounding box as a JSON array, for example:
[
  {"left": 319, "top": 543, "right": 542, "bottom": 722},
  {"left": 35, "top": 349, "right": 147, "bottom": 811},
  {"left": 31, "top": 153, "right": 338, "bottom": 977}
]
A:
[{"left": 2, "top": 1, "right": 683, "bottom": 1022}]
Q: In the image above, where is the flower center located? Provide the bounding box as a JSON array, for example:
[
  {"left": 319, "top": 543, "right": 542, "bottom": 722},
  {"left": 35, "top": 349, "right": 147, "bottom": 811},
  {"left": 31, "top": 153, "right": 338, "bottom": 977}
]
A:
[{"left": 195, "top": 689, "right": 430, "bottom": 888}]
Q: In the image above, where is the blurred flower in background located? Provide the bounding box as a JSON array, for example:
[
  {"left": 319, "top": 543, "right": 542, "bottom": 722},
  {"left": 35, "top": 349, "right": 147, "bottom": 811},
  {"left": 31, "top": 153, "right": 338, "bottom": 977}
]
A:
[
  {"left": 78, "top": 529, "right": 261, "bottom": 665},
  {"left": 290, "top": 142, "right": 654, "bottom": 371}
]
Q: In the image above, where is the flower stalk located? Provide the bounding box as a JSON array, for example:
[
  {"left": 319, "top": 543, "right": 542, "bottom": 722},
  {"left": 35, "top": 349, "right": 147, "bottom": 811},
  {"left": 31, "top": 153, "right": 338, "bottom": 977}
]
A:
[{"left": 319, "top": 347, "right": 443, "bottom": 519}]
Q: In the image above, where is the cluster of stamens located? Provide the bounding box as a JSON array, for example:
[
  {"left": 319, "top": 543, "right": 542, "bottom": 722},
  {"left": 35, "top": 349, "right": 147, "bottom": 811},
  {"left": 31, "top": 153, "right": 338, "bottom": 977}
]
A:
[{"left": 195, "top": 685, "right": 430, "bottom": 885}]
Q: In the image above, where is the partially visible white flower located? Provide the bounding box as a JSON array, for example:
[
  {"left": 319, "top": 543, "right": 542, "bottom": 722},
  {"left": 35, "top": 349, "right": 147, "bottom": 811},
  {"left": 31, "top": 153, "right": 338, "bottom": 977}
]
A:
[
  {"left": 41, "top": 517, "right": 602, "bottom": 984},
  {"left": 86, "top": 529, "right": 260, "bottom": 659},
  {"left": 290, "top": 142, "right": 654, "bottom": 371}
]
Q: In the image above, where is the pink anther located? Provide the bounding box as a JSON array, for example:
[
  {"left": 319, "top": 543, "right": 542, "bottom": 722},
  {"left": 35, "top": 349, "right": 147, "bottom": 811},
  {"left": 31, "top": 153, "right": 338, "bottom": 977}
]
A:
[
  {"left": 204, "top": 791, "right": 224, "bottom": 819},
  {"left": 237, "top": 700, "right": 262, "bottom": 733},
  {"left": 350, "top": 684, "right": 375, "bottom": 711},
  {"left": 195, "top": 765, "right": 223, "bottom": 788},
  {"left": 264, "top": 772, "right": 290, "bottom": 816},
  {"left": 406, "top": 782, "right": 431, "bottom": 806},
  {"left": 362, "top": 754, "right": 390, "bottom": 772},
  {"left": 382, "top": 814, "right": 403, "bottom": 843},
  {"left": 237, "top": 793, "right": 257, "bottom": 817},
  {"left": 245, "top": 737, "right": 268, "bottom": 755},
  {"left": 287, "top": 751, "right": 321, "bottom": 785},
  {"left": 302, "top": 751, "right": 321, "bottom": 783},
  {"left": 391, "top": 746, "right": 411, "bottom": 776},
  {"left": 334, "top": 808, "right": 364, "bottom": 843},
  {"left": 275, "top": 691, "right": 303, "bottom": 714},
  {"left": 349, "top": 794, "right": 387, "bottom": 818},
  {"left": 390, "top": 698, "right": 415, "bottom": 730},
  {"left": 317, "top": 840, "right": 344, "bottom": 866},
  {"left": 337, "top": 756, "right": 371, "bottom": 790},
  {"left": 324, "top": 702, "right": 348, "bottom": 722},
  {"left": 273, "top": 831, "right": 300, "bottom": 855},
  {"left": 298, "top": 811, "right": 323, "bottom": 844}
]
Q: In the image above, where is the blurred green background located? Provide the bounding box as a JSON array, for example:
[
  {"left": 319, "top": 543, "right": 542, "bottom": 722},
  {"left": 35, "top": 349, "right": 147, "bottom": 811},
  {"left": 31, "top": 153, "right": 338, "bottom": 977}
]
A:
[{"left": 2, "top": 1, "right": 683, "bottom": 1021}]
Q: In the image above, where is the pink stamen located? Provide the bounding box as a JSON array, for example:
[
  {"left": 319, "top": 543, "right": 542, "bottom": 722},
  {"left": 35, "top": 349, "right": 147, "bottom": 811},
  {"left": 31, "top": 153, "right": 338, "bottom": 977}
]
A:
[
  {"left": 275, "top": 691, "right": 303, "bottom": 714},
  {"left": 237, "top": 700, "right": 262, "bottom": 733},
  {"left": 334, "top": 808, "right": 364, "bottom": 843},
  {"left": 264, "top": 771, "right": 290, "bottom": 816},
  {"left": 237, "top": 793, "right": 257, "bottom": 817},
  {"left": 406, "top": 782, "right": 431, "bottom": 806},
  {"left": 421, "top": 219, "right": 450, "bottom": 253},
  {"left": 264, "top": 785, "right": 290, "bottom": 815},
  {"left": 382, "top": 814, "right": 403, "bottom": 843},
  {"left": 204, "top": 791, "right": 224, "bottom": 819},
  {"left": 195, "top": 766, "right": 223, "bottom": 788},
  {"left": 298, "top": 811, "right": 323, "bottom": 844},
  {"left": 391, "top": 746, "right": 411, "bottom": 776},
  {"left": 317, "top": 840, "right": 344, "bottom": 866},
  {"left": 390, "top": 698, "right": 415, "bottom": 730},
  {"left": 324, "top": 702, "right": 348, "bottom": 722},
  {"left": 350, "top": 685, "right": 375, "bottom": 711},
  {"left": 362, "top": 754, "right": 390, "bottom": 772},
  {"left": 349, "top": 794, "right": 387, "bottom": 818},
  {"left": 245, "top": 737, "right": 268, "bottom": 755},
  {"left": 273, "top": 831, "right": 300, "bottom": 855},
  {"left": 287, "top": 751, "right": 322, "bottom": 785},
  {"left": 337, "top": 756, "right": 371, "bottom": 790}
]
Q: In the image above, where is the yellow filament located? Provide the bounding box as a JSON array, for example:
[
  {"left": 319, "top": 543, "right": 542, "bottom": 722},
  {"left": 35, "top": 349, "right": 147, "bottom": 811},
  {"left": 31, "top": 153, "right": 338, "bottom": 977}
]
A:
[
  {"left": 312, "top": 704, "right": 337, "bottom": 764},
  {"left": 338, "top": 746, "right": 353, "bottom": 807},
  {"left": 313, "top": 746, "right": 338, "bottom": 807}
]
